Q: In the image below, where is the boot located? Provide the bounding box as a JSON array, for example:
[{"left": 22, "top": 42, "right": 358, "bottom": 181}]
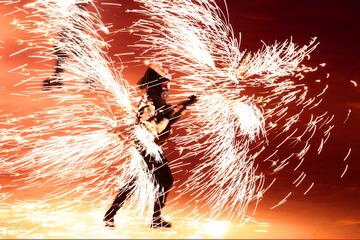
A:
[
  {"left": 103, "top": 216, "right": 115, "bottom": 228},
  {"left": 150, "top": 217, "right": 172, "bottom": 228}
]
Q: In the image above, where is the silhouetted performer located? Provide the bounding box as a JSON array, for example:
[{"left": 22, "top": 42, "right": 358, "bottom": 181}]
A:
[
  {"left": 104, "top": 67, "right": 196, "bottom": 228},
  {"left": 43, "top": 1, "right": 89, "bottom": 90}
]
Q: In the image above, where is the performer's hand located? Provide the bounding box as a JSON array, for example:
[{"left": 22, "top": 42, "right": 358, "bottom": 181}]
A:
[{"left": 187, "top": 95, "right": 197, "bottom": 105}]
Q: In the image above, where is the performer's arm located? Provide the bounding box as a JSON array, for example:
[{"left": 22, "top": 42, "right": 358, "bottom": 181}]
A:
[{"left": 169, "top": 95, "right": 197, "bottom": 124}]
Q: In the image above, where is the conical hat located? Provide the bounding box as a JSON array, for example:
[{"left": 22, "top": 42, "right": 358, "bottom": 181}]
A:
[{"left": 138, "top": 67, "right": 171, "bottom": 89}]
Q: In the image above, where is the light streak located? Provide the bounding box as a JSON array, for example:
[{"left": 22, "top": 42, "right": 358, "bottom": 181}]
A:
[
  {"left": 9, "top": 47, "right": 29, "bottom": 57},
  {"left": 340, "top": 164, "right": 349, "bottom": 178},
  {"left": 304, "top": 182, "right": 315, "bottom": 195},
  {"left": 100, "top": 3, "right": 122, "bottom": 7},
  {"left": 350, "top": 80, "right": 357, "bottom": 87},
  {"left": 293, "top": 172, "right": 306, "bottom": 187},
  {"left": 343, "top": 109, "right": 351, "bottom": 124},
  {"left": 270, "top": 192, "right": 292, "bottom": 209},
  {"left": 317, "top": 138, "right": 324, "bottom": 154},
  {"left": 343, "top": 148, "right": 351, "bottom": 162},
  {"left": 8, "top": 63, "right": 28, "bottom": 73}
]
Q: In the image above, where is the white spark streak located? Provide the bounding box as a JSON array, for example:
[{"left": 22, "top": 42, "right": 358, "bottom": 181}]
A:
[
  {"left": 304, "top": 182, "right": 315, "bottom": 195},
  {"left": 293, "top": 172, "right": 306, "bottom": 187},
  {"left": 350, "top": 80, "right": 357, "bottom": 87},
  {"left": 270, "top": 192, "right": 292, "bottom": 210},
  {"left": 9, "top": 47, "right": 29, "bottom": 57},
  {"left": 8, "top": 63, "right": 28, "bottom": 73},
  {"left": 343, "top": 148, "right": 351, "bottom": 162},
  {"left": 343, "top": 109, "right": 351, "bottom": 124},
  {"left": 340, "top": 164, "right": 349, "bottom": 178}
]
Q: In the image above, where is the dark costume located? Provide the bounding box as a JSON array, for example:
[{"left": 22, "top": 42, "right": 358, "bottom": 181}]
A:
[
  {"left": 104, "top": 67, "right": 196, "bottom": 228},
  {"left": 104, "top": 141, "right": 174, "bottom": 226}
]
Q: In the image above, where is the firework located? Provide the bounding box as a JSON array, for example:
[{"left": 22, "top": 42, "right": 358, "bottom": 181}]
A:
[
  {"left": 0, "top": 0, "right": 163, "bottom": 231},
  {"left": 0, "top": 0, "right": 340, "bottom": 237},
  {"left": 131, "top": 0, "right": 335, "bottom": 220}
]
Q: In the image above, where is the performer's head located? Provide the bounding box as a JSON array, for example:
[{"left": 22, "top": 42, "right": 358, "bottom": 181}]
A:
[{"left": 138, "top": 66, "right": 171, "bottom": 100}]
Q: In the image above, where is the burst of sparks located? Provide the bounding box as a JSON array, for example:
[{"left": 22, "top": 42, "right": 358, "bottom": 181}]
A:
[
  {"left": 130, "top": 0, "right": 336, "bottom": 222},
  {"left": 1, "top": 0, "right": 162, "bottom": 230},
  {"left": 0, "top": 0, "right": 346, "bottom": 238}
]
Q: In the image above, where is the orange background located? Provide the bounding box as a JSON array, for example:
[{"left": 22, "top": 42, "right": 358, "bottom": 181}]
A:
[{"left": 0, "top": 0, "right": 359, "bottom": 238}]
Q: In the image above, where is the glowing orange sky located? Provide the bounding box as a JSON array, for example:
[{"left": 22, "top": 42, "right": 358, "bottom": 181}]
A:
[{"left": 0, "top": 0, "right": 359, "bottom": 238}]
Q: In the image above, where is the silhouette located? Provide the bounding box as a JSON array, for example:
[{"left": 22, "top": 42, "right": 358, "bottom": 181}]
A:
[
  {"left": 43, "top": 1, "right": 89, "bottom": 90},
  {"left": 104, "top": 66, "right": 197, "bottom": 228}
]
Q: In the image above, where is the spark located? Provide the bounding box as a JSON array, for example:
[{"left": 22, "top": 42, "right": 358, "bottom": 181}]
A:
[
  {"left": 9, "top": 47, "right": 29, "bottom": 57},
  {"left": 340, "top": 164, "right": 349, "bottom": 178},
  {"left": 304, "top": 182, "right": 315, "bottom": 195},
  {"left": 350, "top": 80, "right": 357, "bottom": 87},
  {"left": 100, "top": 3, "right": 122, "bottom": 7},
  {"left": 317, "top": 138, "right": 324, "bottom": 154},
  {"left": 293, "top": 172, "right": 306, "bottom": 187},
  {"left": 343, "top": 148, "right": 351, "bottom": 162},
  {"left": 270, "top": 192, "right": 292, "bottom": 209},
  {"left": 8, "top": 63, "right": 28, "bottom": 73},
  {"left": 343, "top": 109, "right": 351, "bottom": 124}
]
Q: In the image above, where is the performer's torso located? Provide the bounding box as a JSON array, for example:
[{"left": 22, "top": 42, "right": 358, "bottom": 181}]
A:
[{"left": 137, "top": 95, "right": 173, "bottom": 142}]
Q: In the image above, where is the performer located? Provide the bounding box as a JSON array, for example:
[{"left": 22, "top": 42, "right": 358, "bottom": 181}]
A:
[
  {"left": 104, "top": 66, "right": 196, "bottom": 228},
  {"left": 43, "top": 1, "right": 90, "bottom": 90}
]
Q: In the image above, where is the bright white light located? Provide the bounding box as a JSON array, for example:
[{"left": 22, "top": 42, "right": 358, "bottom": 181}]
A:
[{"left": 204, "top": 220, "right": 230, "bottom": 237}]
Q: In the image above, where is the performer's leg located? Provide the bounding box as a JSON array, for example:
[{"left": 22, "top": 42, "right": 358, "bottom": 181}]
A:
[
  {"left": 43, "top": 46, "right": 67, "bottom": 90},
  {"left": 53, "top": 48, "right": 67, "bottom": 83},
  {"left": 104, "top": 179, "right": 136, "bottom": 224},
  {"left": 151, "top": 156, "right": 174, "bottom": 227},
  {"left": 140, "top": 150, "right": 174, "bottom": 228}
]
